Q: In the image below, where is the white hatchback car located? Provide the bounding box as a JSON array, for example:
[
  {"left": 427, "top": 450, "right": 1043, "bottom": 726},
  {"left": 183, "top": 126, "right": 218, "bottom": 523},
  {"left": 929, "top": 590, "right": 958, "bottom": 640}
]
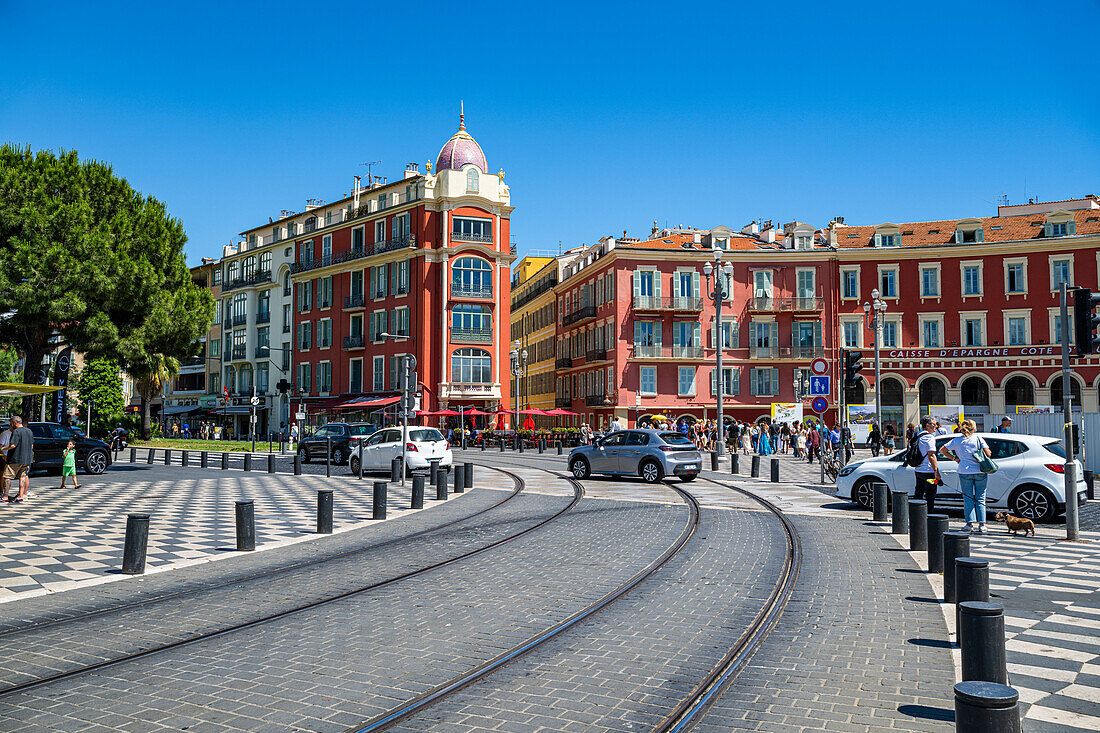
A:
[
  {"left": 836, "top": 432, "right": 1087, "bottom": 523},
  {"left": 350, "top": 426, "right": 453, "bottom": 475}
]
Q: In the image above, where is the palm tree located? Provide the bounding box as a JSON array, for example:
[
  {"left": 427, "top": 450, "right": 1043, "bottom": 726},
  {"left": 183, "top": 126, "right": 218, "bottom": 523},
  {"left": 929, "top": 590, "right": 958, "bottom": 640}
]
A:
[{"left": 134, "top": 354, "right": 179, "bottom": 440}]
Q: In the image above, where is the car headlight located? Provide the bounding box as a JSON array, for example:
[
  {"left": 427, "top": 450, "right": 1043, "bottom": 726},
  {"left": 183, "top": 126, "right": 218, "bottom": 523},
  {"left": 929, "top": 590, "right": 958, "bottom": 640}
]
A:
[{"left": 838, "top": 465, "right": 857, "bottom": 477}]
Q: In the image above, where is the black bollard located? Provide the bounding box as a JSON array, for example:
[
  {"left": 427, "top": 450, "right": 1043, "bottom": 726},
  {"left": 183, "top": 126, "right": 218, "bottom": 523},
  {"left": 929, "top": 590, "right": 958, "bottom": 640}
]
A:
[
  {"left": 268, "top": 453, "right": 275, "bottom": 473},
  {"left": 770, "top": 458, "right": 780, "bottom": 483},
  {"left": 750, "top": 455, "right": 760, "bottom": 478},
  {"left": 411, "top": 475, "right": 424, "bottom": 509},
  {"left": 557, "top": 441, "right": 563, "bottom": 455},
  {"left": 908, "top": 499, "right": 928, "bottom": 551},
  {"left": 372, "top": 481, "right": 387, "bottom": 520},
  {"left": 243, "top": 453, "right": 252, "bottom": 472},
  {"left": 390, "top": 457, "right": 402, "bottom": 483},
  {"left": 953, "top": 681, "right": 1021, "bottom": 733},
  {"left": 435, "top": 469, "right": 448, "bottom": 500},
  {"left": 710, "top": 451, "right": 718, "bottom": 471},
  {"left": 357, "top": 451, "right": 364, "bottom": 480},
  {"left": 872, "top": 483, "right": 889, "bottom": 522},
  {"left": 181, "top": 451, "right": 189, "bottom": 467},
  {"left": 454, "top": 465, "right": 465, "bottom": 494},
  {"left": 164, "top": 449, "right": 171, "bottom": 466},
  {"left": 464, "top": 462, "right": 473, "bottom": 490},
  {"left": 235, "top": 500, "right": 255, "bottom": 551},
  {"left": 129, "top": 447, "right": 136, "bottom": 463},
  {"left": 538, "top": 439, "right": 544, "bottom": 454},
  {"left": 956, "top": 557, "right": 990, "bottom": 630},
  {"left": 481, "top": 439, "right": 485, "bottom": 452},
  {"left": 499, "top": 438, "right": 504, "bottom": 453},
  {"left": 325, "top": 437, "right": 332, "bottom": 478},
  {"left": 146, "top": 448, "right": 154, "bottom": 464},
  {"left": 1085, "top": 469, "right": 1094, "bottom": 500},
  {"left": 518, "top": 438, "right": 524, "bottom": 453},
  {"left": 731, "top": 453, "right": 739, "bottom": 474},
  {"left": 890, "top": 490, "right": 909, "bottom": 534},
  {"left": 429, "top": 458, "right": 440, "bottom": 485},
  {"left": 201, "top": 451, "right": 208, "bottom": 468},
  {"left": 293, "top": 451, "right": 302, "bottom": 475},
  {"left": 927, "top": 514, "right": 950, "bottom": 573},
  {"left": 316, "top": 490, "right": 333, "bottom": 534},
  {"left": 221, "top": 453, "right": 229, "bottom": 470},
  {"left": 121, "top": 514, "right": 150, "bottom": 574},
  {"left": 943, "top": 532, "right": 971, "bottom": 601},
  {"left": 960, "top": 601, "right": 1008, "bottom": 684}
]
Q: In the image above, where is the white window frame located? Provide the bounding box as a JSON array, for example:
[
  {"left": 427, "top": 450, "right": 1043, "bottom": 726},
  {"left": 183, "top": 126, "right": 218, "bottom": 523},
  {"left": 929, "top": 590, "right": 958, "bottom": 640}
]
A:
[
  {"left": 317, "top": 317, "right": 332, "bottom": 349},
  {"left": 839, "top": 266, "right": 860, "bottom": 300},
  {"left": 1048, "top": 307, "right": 1075, "bottom": 345},
  {"left": 960, "top": 260, "right": 984, "bottom": 298},
  {"left": 1003, "top": 309, "right": 1030, "bottom": 347},
  {"left": 876, "top": 264, "right": 900, "bottom": 299},
  {"left": 959, "top": 311, "right": 987, "bottom": 347},
  {"left": 880, "top": 316, "right": 902, "bottom": 348},
  {"left": 919, "top": 262, "right": 941, "bottom": 299},
  {"left": 1048, "top": 255, "right": 1074, "bottom": 291},
  {"left": 1004, "top": 258, "right": 1028, "bottom": 295},
  {"left": 919, "top": 314, "right": 944, "bottom": 349},
  {"left": 840, "top": 317, "right": 863, "bottom": 349}
]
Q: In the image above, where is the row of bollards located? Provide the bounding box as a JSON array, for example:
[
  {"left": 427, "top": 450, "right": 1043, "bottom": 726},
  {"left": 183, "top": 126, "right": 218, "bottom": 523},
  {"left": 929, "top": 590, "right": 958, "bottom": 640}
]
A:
[
  {"left": 121, "top": 460, "right": 479, "bottom": 574},
  {"left": 868, "top": 488, "right": 1020, "bottom": 731},
  {"left": 721, "top": 452, "right": 784, "bottom": 484}
]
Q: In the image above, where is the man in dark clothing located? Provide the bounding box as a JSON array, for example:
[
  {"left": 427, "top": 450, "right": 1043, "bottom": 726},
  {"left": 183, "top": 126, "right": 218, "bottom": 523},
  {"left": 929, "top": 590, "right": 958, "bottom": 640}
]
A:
[
  {"left": 5, "top": 416, "right": 34, "bottom": 503},
  {"left": 913, "top": 416, "right": 941, "bottom": 514}
]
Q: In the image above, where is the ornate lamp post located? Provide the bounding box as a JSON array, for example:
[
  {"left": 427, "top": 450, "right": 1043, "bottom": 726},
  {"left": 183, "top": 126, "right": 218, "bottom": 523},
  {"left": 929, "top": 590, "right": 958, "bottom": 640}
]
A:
[
  {"left": 509, "top": 339, "right": 527, "bottom": 430},
  {"left": 863, "top": 288, "right": 887, "bottom": 429},
  {"left": 703, "top": 249, "right": 735, "bottom": 455}
]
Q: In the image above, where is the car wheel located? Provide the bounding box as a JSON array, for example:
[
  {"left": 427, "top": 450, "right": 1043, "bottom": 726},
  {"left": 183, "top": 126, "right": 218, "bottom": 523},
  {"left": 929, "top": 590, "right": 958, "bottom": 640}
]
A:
[
  {"left": 298, "top": 448, "right": 310, "bottom": 464},
  {"left": 84, "top": 450, "right": 108, "bottom": 475},
  {"left": 1009, "top": 485, "right": 1058, "bottom": 523},
  {"left": 640, "top": 459, "right": 663, "bottom": 484},
  {"left": 852, "top": 478, "right": 876, "bottom": 510},
  {"left": 333, "top": 448, "right": 347, "bottom": 466},
  {"left": 350, "top": 456, "right": 360, "bottom": 475},
  {"left": 569, "top": 457, "right": 590, "bottom": 479}
]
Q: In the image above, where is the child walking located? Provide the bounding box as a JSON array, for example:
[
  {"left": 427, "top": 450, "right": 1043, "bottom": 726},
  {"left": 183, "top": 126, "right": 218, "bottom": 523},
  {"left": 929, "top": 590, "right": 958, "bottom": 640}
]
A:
[{"left": 60, "top": 439, "right": 81, "bottom": 489}]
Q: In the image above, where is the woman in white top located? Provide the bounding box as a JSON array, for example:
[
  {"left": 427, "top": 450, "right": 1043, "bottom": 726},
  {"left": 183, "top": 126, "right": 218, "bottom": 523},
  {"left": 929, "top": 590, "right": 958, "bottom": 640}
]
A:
[{"left": 939, "top": 419, "right": 993, "bottom": 533}]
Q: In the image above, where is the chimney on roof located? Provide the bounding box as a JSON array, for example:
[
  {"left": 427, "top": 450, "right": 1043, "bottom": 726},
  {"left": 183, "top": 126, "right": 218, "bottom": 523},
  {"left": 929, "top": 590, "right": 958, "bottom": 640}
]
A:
[
  {"left": 651, "top": 220, "right": 659, "bottom": 237},
  {"left": 741, "top": 221, "right": 759, "bottom": 236},
  {"left": 404, "top": 162, "right": 419, "bottom": 179}
]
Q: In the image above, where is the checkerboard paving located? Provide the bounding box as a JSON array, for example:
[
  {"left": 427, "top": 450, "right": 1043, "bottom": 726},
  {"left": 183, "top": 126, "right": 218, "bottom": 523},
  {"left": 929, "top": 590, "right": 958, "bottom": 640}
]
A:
[
  {"left": 0, "top": 465, "right": 461, "bottom": 601},
  {"left": 966, "top": 527, "right": 1100, "bottom": 731}
]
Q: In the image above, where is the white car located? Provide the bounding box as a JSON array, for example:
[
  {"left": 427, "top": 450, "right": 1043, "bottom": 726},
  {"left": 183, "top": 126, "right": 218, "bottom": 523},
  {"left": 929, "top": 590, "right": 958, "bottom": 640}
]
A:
[
  {"left": 349, "top": 426, "right": 453, "bottom": 475},
  {"left": 836, "top": 432, "right": 1087, "bottom": 523}
]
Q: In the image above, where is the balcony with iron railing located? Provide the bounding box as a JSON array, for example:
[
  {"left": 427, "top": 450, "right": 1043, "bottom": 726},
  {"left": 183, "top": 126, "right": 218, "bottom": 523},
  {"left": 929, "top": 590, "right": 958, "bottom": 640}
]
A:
[
  {"left": 562, "top": 304, "right": 597, "bottom": 327},
  {"left": 180, "top": 357, "right": 206, "bottom": 368},
  {"left": 452, "top": 327, "right": 493, "bottom": 344},
  {"left": 290, "top": 236, "right": 416, "bottom": 275},
  {"left": 282, "top": 323, "right": 291, "bottom": 333},
  {"left": 231, "top": 346, "right": 247, "bottom": 360},
  {"left": 555, "top": 356, "right": 574, "bottom": 369},
  {"left": 343, "top": 335, "right": 365, "bottom": 350},
  {"left": 344, "top": 293, "right": 366, "bottom": 309},
  {"left": 450, "top": 283, "right": 493, "bottom": 299},
  {"left": 748, "top": 296, "right": 824, "bottom": 313},
  {"left": 222, "top": 269, "right": 272, "bottom": 292},
  {"left": 451, "top": 231, "right": 494, "bottom": 244},
  {"left": 556, "top": 396, "right": 573, "bottom": 408},
  {"left": 283, "top": 286, "right": 291, "bottom": 297},
  {"left": 511, "top": 275, "right": 558, "bottom": 310},
  {"left": 229, "top": 314, "right": 248, "bottom": 327},
  {"left": 585, "top": 394, "right": 610, "bottom": 406},
  {"left": 256, "top": 311, "right": 270, "bottom": 325},
  {"left": 586, "top": 347, "right": 608, "bottom": 362},
  {"left": 631, "top": 345, "right": 704, "bottom": 359},
  {"left": 631, "top": 295, "right": 704, "bottom": 312},
  {"left": 748, "top": 344, "right": 825, "bottom": 359},
  {"left": 254, "top": 346, "right": 270, "bottom": 359}
]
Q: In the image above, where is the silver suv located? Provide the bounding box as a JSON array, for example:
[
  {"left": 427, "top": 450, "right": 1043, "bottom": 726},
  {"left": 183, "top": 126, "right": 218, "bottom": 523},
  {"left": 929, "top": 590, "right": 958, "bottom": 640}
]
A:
[{"left": 568, "top": 429, "right": 702, "bottom": 483}]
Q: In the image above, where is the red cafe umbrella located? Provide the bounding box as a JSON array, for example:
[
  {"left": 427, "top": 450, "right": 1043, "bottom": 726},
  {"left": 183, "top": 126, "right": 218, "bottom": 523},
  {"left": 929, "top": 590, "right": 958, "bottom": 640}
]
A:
[
  {"left": 463, "top": 408, "right": 492, "bottom": 416},
  {"left": 522, "top": 416, "right": 535, "bottom": 430},
  {"left": 418, "top": 408, "right": 459, "bottom": 417},
  {"left": 545, "top": 408, "right": 579, "bottom": 416}
]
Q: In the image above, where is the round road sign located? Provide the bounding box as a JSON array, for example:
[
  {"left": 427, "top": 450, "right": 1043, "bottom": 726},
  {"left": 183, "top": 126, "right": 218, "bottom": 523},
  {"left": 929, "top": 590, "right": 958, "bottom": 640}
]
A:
[
  {"left": 810, "top": 358, "right": 829, "bottom": 376},
  {"left": 811, "top": 396, "right": 829, "bottom": 414}
]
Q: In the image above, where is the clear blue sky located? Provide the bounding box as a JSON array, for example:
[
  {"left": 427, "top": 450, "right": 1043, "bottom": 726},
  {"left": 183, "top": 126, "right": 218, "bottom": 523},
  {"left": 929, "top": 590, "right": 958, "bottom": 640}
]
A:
[{"left": 3, "top": 1, "right": 1097, "bottom": 265}]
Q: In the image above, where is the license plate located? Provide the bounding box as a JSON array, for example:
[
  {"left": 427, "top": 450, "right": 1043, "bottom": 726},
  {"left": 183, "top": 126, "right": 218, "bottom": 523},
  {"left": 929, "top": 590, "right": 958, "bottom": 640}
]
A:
[{"left": 684, "top": 464, "right": 697, "bottom": 471}]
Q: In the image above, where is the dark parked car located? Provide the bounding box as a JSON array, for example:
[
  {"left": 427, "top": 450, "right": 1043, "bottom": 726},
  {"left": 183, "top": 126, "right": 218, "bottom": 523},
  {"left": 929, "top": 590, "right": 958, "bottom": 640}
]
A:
[
  {"left": 27, "top": 422, "right": 113, "bottom": 475},
  {"left": 297, "top": 422, "right": 377, "bottom": 465}
]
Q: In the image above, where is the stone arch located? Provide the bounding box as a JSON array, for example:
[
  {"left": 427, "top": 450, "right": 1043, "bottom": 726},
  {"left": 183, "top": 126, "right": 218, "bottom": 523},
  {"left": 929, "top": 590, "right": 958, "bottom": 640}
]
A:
[
  {"left": 844, "top": 375, "right": 869, "bottom": 405},
  {"left": 1001, "top": 372, "right": 1038, "bottom": 407},
  {"left": 1049, "top": 373, "right": 1084, "bottom": 408},
  {"left": 917, "top": 375, "right": 948, "bottom": 413}
]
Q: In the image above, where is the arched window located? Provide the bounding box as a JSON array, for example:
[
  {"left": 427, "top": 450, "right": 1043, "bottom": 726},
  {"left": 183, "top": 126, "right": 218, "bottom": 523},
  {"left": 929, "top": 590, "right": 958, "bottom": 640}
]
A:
[
  {"left": 451, "top": 348, "right": 492, "bottom": 384},
  {"left": 1051, "top": 375, "right": 1082, "bottom": 408},
  {"left": 227, "top": 260, "right": 239, "bottom": 283},
  {"left": 919, "top": 377, "right": 947, "bottom": 413},
  {"left": 466, "top": 167, "right": 479, "bottom": 193},
  {"left": 844, "top": 379, "right": 866, "bottom": 406},
  {"left": 960, "top": 377, "right": 990, "bottom": 412},
  {"left": 259, "top": 251, "right": 272, "bottom": 274},
  {"left": 451, "top": 304, "right": 492, "bottom": 333},
  {"left": 1003, "top": 376, "right": 1034, "bottom": 407},
  {"left": 880, "top": 378, "right": 905, "bottom": 406},
  {"left": 283, "top": 271, "right": 291, "bottom": 295},
  {"left": 242, "top": 256, "right": 256, "bottom": 279},
  {"left": 451, "top": 257, "right": 493, "bottom": 297}
]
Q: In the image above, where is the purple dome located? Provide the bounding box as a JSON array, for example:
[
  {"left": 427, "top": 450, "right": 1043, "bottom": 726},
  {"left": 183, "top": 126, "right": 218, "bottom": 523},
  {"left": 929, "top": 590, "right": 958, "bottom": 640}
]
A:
[{"left": 435, "top": 124, "right": 488, "bottom": 174}]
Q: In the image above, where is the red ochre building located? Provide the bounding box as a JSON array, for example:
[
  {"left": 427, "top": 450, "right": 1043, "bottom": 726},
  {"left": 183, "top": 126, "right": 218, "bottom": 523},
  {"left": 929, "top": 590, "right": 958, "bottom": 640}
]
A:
[
  {"left": 537, "top": 196, "right": 1100, "bottom": 433},
  {"left": 239, "top": 115, "right": 515, "bottom": 427}
]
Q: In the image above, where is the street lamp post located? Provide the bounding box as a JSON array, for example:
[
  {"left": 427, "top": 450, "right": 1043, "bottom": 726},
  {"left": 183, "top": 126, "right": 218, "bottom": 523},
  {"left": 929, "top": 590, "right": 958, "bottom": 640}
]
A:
[
  {"left": 256, "top": 346, "right": 293, "bottom": 452},
  {"left": 863, "top": 289, "right": 887, "bottom": 430},
  {"left": 509, "top": 340, "right": 527, "bottom": 436},
  {"left": 702, "top": 250, "right": 735, "bottom": 456}
]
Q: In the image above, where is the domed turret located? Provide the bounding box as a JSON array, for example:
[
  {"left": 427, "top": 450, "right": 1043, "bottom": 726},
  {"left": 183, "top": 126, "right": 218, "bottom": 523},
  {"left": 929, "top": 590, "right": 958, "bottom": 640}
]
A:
[{"left": 435, "top": 106, "right": 488, "bottom": 174}]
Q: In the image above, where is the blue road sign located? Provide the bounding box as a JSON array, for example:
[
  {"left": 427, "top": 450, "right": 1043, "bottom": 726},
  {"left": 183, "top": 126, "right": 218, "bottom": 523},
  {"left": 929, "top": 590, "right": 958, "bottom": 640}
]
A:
[
  {"left": 812, "top": 396, "right": 829, "bottom": 414},
  {"left": 809, "top": 375, "right": 830, "bottom": 396}
]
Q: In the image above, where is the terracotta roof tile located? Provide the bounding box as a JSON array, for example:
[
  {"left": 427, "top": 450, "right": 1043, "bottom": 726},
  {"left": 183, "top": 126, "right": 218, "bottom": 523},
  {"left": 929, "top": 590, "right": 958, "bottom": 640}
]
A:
[{"left": 834, "top": 209, "right": 1100, "bottom": 249}]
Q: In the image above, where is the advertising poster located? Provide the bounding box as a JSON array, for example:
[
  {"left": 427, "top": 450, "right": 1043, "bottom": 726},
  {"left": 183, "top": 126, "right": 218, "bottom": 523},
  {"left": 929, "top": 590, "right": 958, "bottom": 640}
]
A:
[
  {"left": 1015, "top": 405, "right": 1057, "bottom": 414},
  {"left": 929, "top": 404, "right": 964, "bottom": 428},
  {"left": 846, "top": 404, "right": 875, "bottom": 444},
  {"left": 771, "top": 403, "right": 803, "bottom": 424}
]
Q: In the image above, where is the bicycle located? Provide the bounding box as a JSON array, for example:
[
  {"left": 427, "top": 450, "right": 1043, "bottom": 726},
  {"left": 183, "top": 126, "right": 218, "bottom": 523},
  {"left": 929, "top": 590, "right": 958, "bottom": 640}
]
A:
[{"left": 820, "top": 445, "right": 841, "bottom": 483}]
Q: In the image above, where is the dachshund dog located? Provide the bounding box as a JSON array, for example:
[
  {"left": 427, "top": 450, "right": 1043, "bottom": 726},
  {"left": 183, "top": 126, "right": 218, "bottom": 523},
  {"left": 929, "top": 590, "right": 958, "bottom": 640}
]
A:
[{"left": 994, "top": 511, "right": 1035, "bottom": 537}]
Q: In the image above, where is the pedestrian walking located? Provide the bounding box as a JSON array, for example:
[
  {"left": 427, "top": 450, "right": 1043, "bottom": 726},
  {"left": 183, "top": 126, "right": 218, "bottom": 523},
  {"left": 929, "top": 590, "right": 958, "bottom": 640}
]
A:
[
  {"left": 4, "top": 416, "right": 34, "bottom": 503},
  {"left": 868, "top": 422, "right": 882, "bottom": 457},
  {"left": 59, "top": 439, "right": 82, "bottom": 489},
  {"left": 992, "top": 416, "right": 1013, "bottom": 434},
  {"left": 913, "top": 416, "right": 941, "bottom": 514},
  {"left": 940, "top": 419, "right": 993, "bottom": 534},
  {"left": 884, "top": 424, "right": 896, "bottom": 452},
  {"left": 807, "top": 425, "right": 821, "bottom": 463},
  {"left": 0, "top": 421, "right": 10, "bottom": 502}
]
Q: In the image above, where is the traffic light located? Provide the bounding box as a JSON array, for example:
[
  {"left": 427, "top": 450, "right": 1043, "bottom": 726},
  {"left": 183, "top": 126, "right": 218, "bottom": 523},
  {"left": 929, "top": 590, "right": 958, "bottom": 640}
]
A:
[
  {"left": 1073, "top": 287, "right": 1100, "bottom": 356},
  {"left": 842, "top": 349, "right": 864, "bottom": 389},
  {"left": 275, "top": 378, "right": 291, "bottom": 395}
]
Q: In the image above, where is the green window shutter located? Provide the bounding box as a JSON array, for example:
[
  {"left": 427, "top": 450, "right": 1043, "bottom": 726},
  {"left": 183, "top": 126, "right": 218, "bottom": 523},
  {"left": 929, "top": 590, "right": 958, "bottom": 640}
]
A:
[
  {"left": 1069, "top": 221, "right": 1077, "bottom": 235},
  {"left": 655, "top": 321, "right": 662, "bottom": 347},
  {"left": 731, "top": 367, "right": 740, "bottom": 396},
  {"left": 976, "top": 228, "right": 984, "bottom": 242},
  {"left": 633, "top": 271, "right": 640, "bottom": 297},
  {"left": 380, "top": 264, "right": 388, "bottom": 296},
  {"left": 769, "top": 322, "right": 778, "bottom": 349},
  {"left": 814, "top": 321, "right": 823, "bottom": 350},
  {"left": 369, "top": 267, "right": 376, "bottom": 297},
  {"left": 771, "top": 368, "right": 780, "bottom": 395},
  {"left": 391, "top": 261, "right": 398, "bottom": 293},
  {"left": 1044, "top": 223, "right": 1053, "bottom": 237},
  {"left": 693, "top": 322, "right": 701, "bottom": 347},
  {"left": 954, "top": 230, "right": 962, "bottom": 244},
  {"left": 710, "top": 369, "right": 717, "bottom": 396},
  {"left": 874, "top": 233, "right": 881, "bottom": 247},
  {"left": 692, "top": 271, "right": 700, "bottom": 298},
  {"left": 654, "top": 272, "right": 662, "bottom": 298},
  {"left": 732, "top": 321, "right": 740, "bottom": 346}
]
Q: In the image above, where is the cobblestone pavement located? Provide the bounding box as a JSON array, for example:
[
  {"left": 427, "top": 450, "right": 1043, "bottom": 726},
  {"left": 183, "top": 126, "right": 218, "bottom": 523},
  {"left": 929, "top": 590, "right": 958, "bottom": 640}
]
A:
[
  {"left": 0, "top": 462, "right": 462, "bottom": 600},
  {"left": 0, "top": 469, "right": 700, "bottom": 731}
]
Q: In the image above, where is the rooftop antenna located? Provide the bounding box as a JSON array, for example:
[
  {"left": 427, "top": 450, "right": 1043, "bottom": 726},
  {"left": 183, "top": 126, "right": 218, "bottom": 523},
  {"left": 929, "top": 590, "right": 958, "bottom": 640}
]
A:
[{"left": 361, "top": 160, "right": 382, "bottom": 183}]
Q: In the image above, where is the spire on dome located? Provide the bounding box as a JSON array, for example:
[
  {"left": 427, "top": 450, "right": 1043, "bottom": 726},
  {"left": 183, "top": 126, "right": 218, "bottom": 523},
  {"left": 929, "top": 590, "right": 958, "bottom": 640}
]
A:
[
  {"left": 434, "top": 105, "right": 488, "bottom": 173},
  {"left": 459, "top": 100, "right": 465, "bottom": 131}
]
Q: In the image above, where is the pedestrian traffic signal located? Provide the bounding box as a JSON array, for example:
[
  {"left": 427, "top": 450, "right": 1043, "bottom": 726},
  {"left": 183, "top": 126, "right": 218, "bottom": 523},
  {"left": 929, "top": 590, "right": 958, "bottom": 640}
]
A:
[
  {"left": 842, "top": 349, "right": 864, "bottom": 389},
  {"left": 275, "top": 378, "right": 291, "bottom": 395},
  {"left": 1073, "top": 287, "right": 1100, "bottom": 356}
]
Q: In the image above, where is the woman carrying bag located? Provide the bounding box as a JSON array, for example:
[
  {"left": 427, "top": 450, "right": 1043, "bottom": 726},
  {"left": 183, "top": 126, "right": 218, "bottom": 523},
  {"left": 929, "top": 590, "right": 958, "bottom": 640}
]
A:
[{"left": 939, "top": 419, "right": 994, "bottom": 534}]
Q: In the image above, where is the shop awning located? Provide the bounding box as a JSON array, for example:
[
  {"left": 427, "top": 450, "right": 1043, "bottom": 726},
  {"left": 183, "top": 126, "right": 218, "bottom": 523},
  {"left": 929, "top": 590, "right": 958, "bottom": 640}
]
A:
[
  {"left": 340, "top": 396, "right": 401, "bottom": 409},
  {"left": 0, "top": 382, "right": 63, "bottom": 397},
  {"left": 206, "top": 406, "right": 262, "bottom": 415},
  {"left": 162, "top": 405, "right": 202, "bottom": 416}
]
